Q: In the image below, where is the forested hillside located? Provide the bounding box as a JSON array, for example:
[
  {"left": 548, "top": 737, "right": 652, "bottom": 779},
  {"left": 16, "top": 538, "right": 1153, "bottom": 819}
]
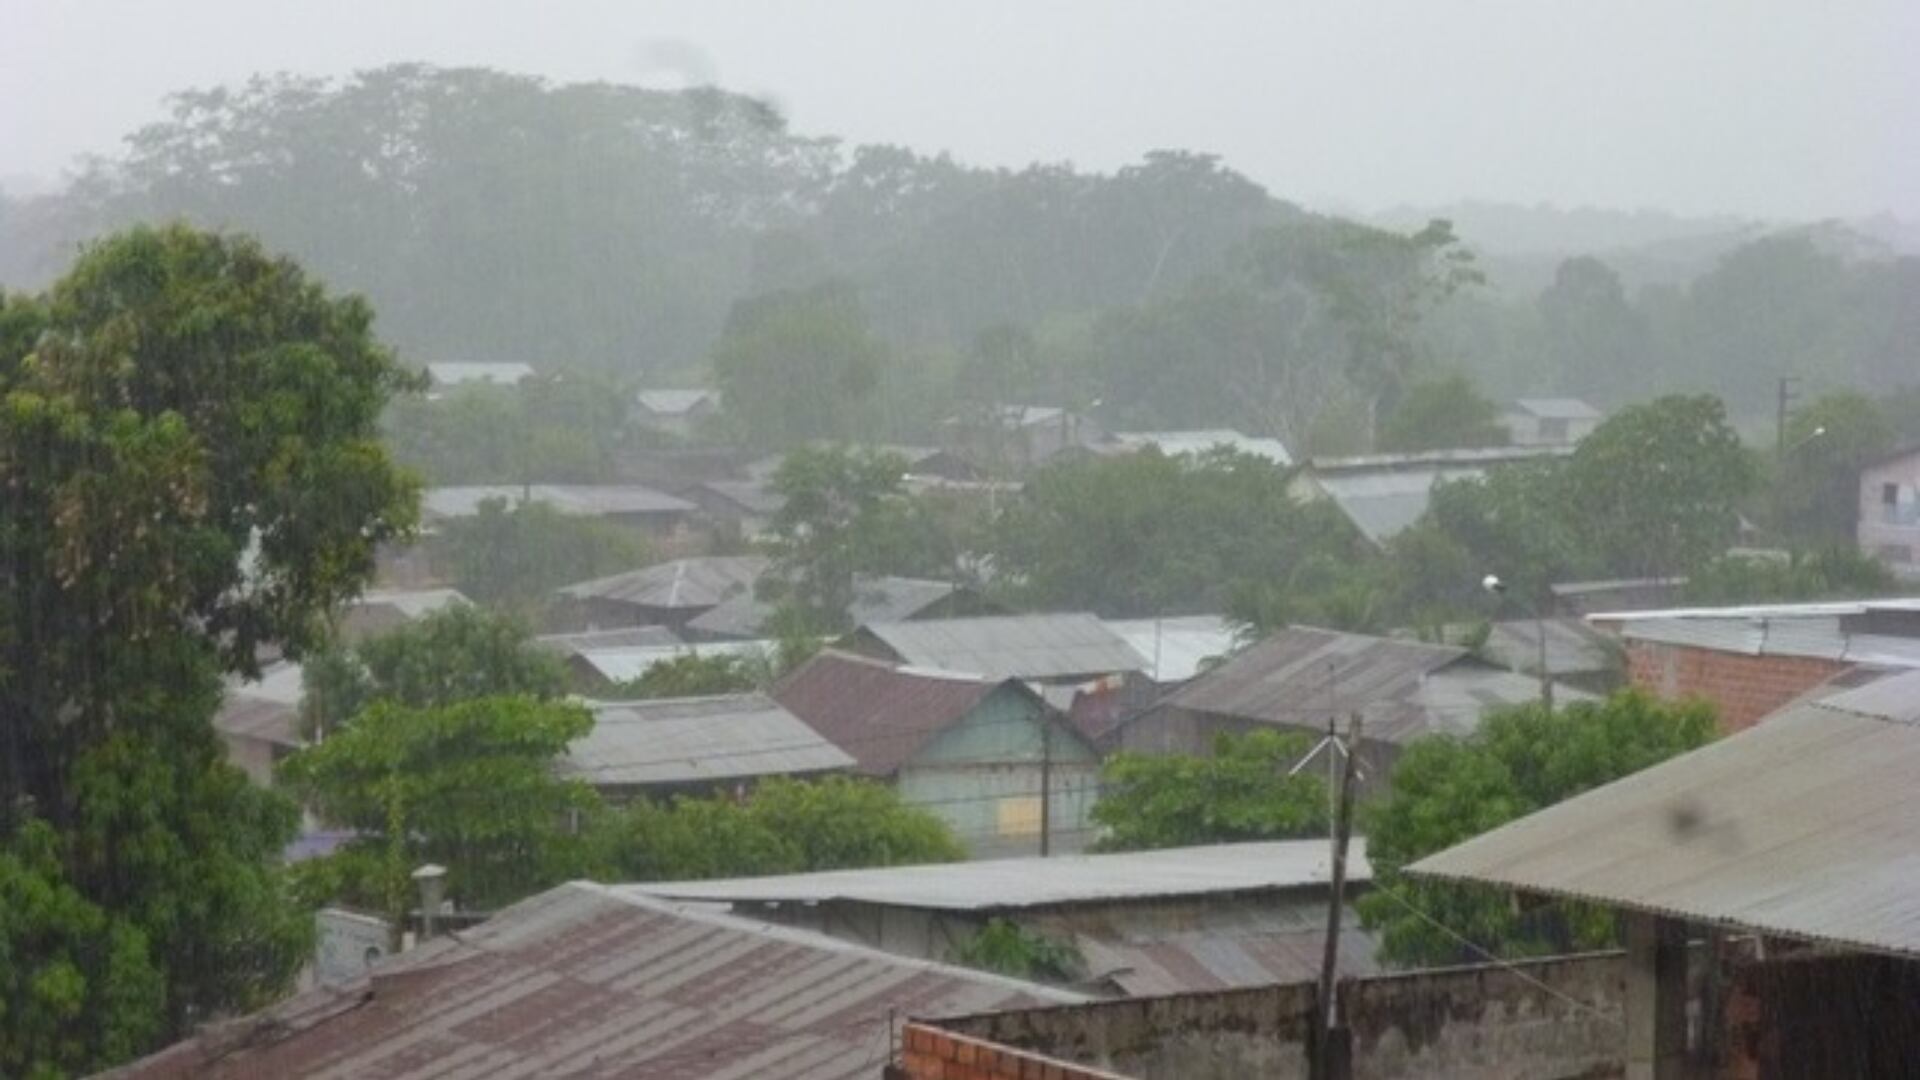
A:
[{"left": 3, "top": 64, "right": 1917, "bottom": 440}]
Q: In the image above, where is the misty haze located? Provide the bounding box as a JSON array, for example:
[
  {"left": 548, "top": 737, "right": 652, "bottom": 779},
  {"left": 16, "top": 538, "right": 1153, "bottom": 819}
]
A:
[{"left": 1, "top": 3, "right": 1917, "bottom": 1078}]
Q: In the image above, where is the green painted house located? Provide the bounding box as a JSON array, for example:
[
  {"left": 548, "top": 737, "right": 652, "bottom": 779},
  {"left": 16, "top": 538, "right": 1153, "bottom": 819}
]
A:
[{"left": 774, "top": 650, "right": 1101, "bottom": 857}]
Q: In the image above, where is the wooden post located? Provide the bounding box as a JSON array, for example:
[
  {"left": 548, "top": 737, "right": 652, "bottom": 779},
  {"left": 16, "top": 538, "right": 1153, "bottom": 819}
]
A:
[{"left": 1312, "top": 711, "right": 1362, "bottom": 1080}]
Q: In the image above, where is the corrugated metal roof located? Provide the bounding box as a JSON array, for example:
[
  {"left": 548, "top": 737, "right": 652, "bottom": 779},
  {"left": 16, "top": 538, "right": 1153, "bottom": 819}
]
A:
[
  {"left": 1112, "top": 430, "right": 1294, "bottom": 467},
  {"left": 771, "top": 650, "right": 1010, "bottom": 775},
  {"left": 423, "top": 484, "right": 695, "bottom": 520},
  {"left": 688, "top": 576, "right": 957, "bottom": 641},
  {"left": 533, "top": 625, "right": 683, "bottom": 657},
  {"left": 1105, "top": 616, "right": 1243, "bottom": 682},
  {"left": 425, "top": 361, "right": 533, "bottom": 386},
  {"left": 855, "top": 614, "right": 1145, "bottom": 680},
  {"left": 110, "top": 883, "right": 1079, "bottom": 1080},
  {"left": 1080, "top": 925, "right": 1377, "bottom": 996},
  {"left": 1411, "top": 668, "right": 1920, "bottom": 960},
  {"left": 1611, "top": 606, "right": 1920, "bottom": 669},
  {"left": 576, "top": 641, "right": 776, "bottom": 685},
  {"left": 1478, "top": 618, "right": 1618, "bottom": 678},
  {"left": 560, "top": 694, "right": 853, "bottom": 788},
  {"left": 691, "top": 479, "right": 785, "bottom": 516},
  {"left": 557, "top": 555, "right": 768, "bottom": 608},
  {"left": 626, "top": 839, "right": 1370, "bottom": 912},
  {"left": 634, "top": 388, "right": 718, "bottom": 415},
  {"left": 1511, "top": 398, "right": 1602, "bottom": 420},
  {"left": 1157, "top": 627, "right": 1585, "bottom": 746},
  {"left": 213, "top": 696, "right": 302, "bottom": 748},
  {"left": 1302, "top": 445, "right": 1573, "bottom": 474}
]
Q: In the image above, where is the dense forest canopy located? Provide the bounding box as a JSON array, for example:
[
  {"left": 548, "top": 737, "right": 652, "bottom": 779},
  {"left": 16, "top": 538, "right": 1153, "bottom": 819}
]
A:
[{"left": 6, "top": 64, "right": 1915, "bottom": 440}]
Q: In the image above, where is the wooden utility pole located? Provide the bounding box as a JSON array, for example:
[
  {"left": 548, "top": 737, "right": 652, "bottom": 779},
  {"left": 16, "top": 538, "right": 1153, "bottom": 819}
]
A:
[
  {"left": 1038, "top": 718, "right": 1052, "bottom": 857},
  {"left": 1313, "top": 711, "right": 1363, "bottom": 1080}
]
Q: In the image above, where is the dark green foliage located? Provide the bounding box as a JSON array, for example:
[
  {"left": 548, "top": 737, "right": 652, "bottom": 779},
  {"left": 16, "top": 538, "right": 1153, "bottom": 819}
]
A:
[
  {"left": 759, "top": 445, "right": 919, "bottom": 631},
  {"left": 947, "top": 919, "right": 1083, "bottom": 982},
  {"left": 300, "top": 606, "right": 566, "bottom": 736},
  {"left": 1684, "top": 548, "right": 1897, "bottom": 605},
  {"left": 711, "top": 284, "right": 886, "bottom": 448},
  {"left": 997, "top": 448, "right": 1360, "bottom": 617},
  {"left": 599, "top": 777, "right": 965, "bottom": 882},
  {"left": 383, "top": 372, "right": 635, "bottom": 485},
  {"left": 1091, "top": 730, "right": 1329, "bottom": 851},
  {"left": 1358, "top": 693, "right": 1714, "bottom": 966},
  {"left": 0, "top": 225, "right": 415, "bottom": 1070},
  {"left": 438, "top": 496, "right": 650, "bottom": 611},
  {"left": 1773, "top": 391, "right": 1895, "bottom": 544},
  {"left": 279, "top": 696, "right": 600, "bottom": 915},
  {"left": 1378, "top": 373, "right": 1509, "bottom": 453}
]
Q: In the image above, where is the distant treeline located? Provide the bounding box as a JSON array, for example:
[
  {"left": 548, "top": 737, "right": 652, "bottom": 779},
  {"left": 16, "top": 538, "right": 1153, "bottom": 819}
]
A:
[{"left": 4, "top": 64, "right": 1916, "bottom": 440}]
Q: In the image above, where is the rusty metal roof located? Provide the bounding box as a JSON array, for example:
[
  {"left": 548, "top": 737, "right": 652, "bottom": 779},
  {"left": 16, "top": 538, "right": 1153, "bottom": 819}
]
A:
[
  {"left": 1411, "top": 668, "right": 1920, "bottom": 960},
  {"left": 557, "top": 555, "right": 768, "bottom": 609},
  {"left": 109, "top": 883, "right": 1080, "bottom": 1080},
  {"left": 851, "top": 614, "right": 1145, "bottom": 680},
  {"left": 771, "top": 650, "right": 1015, "bottom": 776},
  {"left": 561, "top": 694, "right": 854, "bottom": 788}
]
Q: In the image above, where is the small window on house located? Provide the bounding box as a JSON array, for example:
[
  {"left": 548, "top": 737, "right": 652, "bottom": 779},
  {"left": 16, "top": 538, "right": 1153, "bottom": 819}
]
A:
[
  {"left": 996, "top": 796, "right": 1041, "bottom": 837},
  {"left": 1885, "top": 483, "right": 1901, "bottom": 506}
]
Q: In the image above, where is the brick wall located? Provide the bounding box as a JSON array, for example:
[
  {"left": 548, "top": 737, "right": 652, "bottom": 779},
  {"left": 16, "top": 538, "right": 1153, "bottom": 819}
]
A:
[
  {"left": 897, "top": 1023, "right": 1133, "bottom": 1080},
  {"left": 1622, "top": 641, "right": 1847, "bottom": 732}
]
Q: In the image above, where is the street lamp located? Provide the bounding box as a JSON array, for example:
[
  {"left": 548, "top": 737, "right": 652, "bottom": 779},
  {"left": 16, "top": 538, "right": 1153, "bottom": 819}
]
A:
[{"left": 1483, "top": 574, "right": 1552, "bottom": 710}]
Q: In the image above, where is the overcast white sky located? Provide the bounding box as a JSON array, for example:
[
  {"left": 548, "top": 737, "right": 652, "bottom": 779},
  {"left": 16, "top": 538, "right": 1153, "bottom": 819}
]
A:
[{"left": 5, "top": 0, "right": 1916, "bottom": 220}]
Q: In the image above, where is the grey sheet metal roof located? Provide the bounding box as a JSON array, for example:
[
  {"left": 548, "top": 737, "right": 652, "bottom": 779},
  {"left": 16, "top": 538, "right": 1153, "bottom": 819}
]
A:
[
  {"left": 557, "top": 555, "right": 768, "bottom": 608},
  {"left": 1511, "top": 397, "right": 1602, "bottom": 420},
  {"left": 350, "top": 587, "right": 471, "bottom": 619},
  {"left": 425, "top": 361, "right": 533, "bottom": 386},
  {"left": 1113, "top": 429, "right": 1294, "bottom": 467},
  {"left": 423, "top": 484, "right": 695, "bottom": 520},
  {"left": 1080, "top": 924, "right": 1378, "bottom": 996},
  {"left": 626, "top": 839, "right": 1369, "bottom": 912},
  {"left": 688, "top": 575, "right": 957, "bottom": 641},
  {"left": 111, "top": 883, "right": 1078, "bottom": 1080},
  {"left": 575, "top": 640, "right": 776, "bottom": 685},
  {"left": 1604, "top": 600, "right": 1920, "bottom": 669},
  {"left": 634, "top": 388, "right": 718, "bottom": 415},
  {"left": 1411, "top": 668, "right": 1920, "bottom": 960},
  {"left": 1297, "top": 446, "right": 1573, "bottom": 545},
  {"left": 855, "top": 613, "right": 1145, "bottom": 680},
  {"left": 560, "top": 694, "right": 853, "bottom": 788},
  {"left": 690, "top": 478, "right": 785, "bottom": 515},
  {"left": 1479, "top": 618, "right": 1618, "bottom": 677},
  {"left": 1105, "top": 616, "right": 1244, "bottom": 682},
  {"left": 1159, "top": 627, "right": 1587, "bottom": 745},
  {"left": 533, "top": 624, "right": 683, "bottom": 657}
]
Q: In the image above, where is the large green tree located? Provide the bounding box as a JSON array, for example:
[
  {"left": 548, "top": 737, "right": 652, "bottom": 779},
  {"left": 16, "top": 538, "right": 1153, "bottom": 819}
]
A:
[
  {"left": 759, "top": 445, "right": 919, "bottom": 632},
  {"left": 1090, "top": 731, "right": 1329, "bottom": 852},
  {"left": 300, "top": 605, "right": 566, "bottom": 736},
  {"left": 280, "top": 696, "right": 599, "bottom": 919},
  {"left": 711, "top": 283, "right": 887, "bottom": 448},
  {"left": 437, "top": 496, "right": 650, "bottom": 611},
  {"left": 0, "top": 225, "right": 417, "bottom": 1073},
  {"left": 1774, "top": 391, "right": 1894, "bottom": 544},
  {"left": 995, "top": 447, "right": 1358, "bottom": 616},
  {"left": 1358, "top": 693, "right": 1714, "bottom": 966},
  {"left": 1377, "top": 373, "right": 1509, "bottom": 453},
  {"left": 1564, "top": 395, "right": 1756, "bottom": 579}
]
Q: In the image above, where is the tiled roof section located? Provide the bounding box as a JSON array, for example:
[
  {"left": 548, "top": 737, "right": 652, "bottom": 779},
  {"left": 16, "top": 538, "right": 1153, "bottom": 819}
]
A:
[
  {"left": 560, "top": 694, "right": 854, "bottom": 788},
  {"left": 108, "top": 883, "right": 1079, "bottom": 1080},
  {"left": 855, "top": 614, "right": 1145, "bottom": 680},
  {"left": 557, "top": 555, "right": 769, "bottom": 609},
  {"left": 771, "top": 650, "right": 1006, "bottom": 776},
  {"left": 688, "top": 575, "right": 957, "bottom": 641},
  {"left": 1412, "top": 668, "right": 1920, "bottom": 960}
]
